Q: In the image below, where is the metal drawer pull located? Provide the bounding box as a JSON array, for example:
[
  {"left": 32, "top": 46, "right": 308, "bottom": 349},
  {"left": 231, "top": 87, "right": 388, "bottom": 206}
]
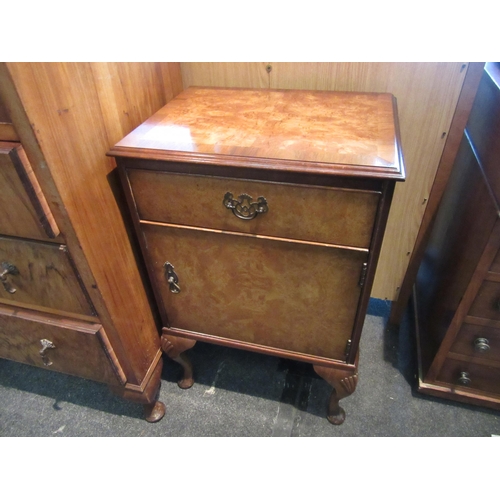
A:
[
  {"left": 457, "top": 371, "right": 471, "bottom": 386},
  {"left": 223, "top": 192, "right": 268, "bottom": 220},
  {"left": 0, "top": 261, "right": 19, "bottom": 294},
  {"left": 164, "top": 262, "right": 180, "bottom": 293},
  {"left": 39, "top": 339, "right": 56, "bottom": 366},
  {"left": 474, "top": 337, "right": 490, "bottom": 353}
]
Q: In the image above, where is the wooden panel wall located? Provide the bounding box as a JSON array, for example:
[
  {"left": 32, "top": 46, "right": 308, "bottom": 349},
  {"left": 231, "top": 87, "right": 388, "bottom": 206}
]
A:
[
  {"left": 181, "top": 62, "right": 468, "bottom": 300},
  {"left": 3, "top": 63, "right": 183, "bottom": 382},
  {"left": 181, "top": 62, "right": 469, "bottom": 301}
]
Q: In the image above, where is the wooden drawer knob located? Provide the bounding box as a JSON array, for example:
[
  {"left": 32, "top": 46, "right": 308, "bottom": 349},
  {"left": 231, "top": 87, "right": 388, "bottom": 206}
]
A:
[
  {"left": 223, "top": 192, "right": 268, "bottom": 220},
  {"left": 474, "top": 337, "right": 490, "bottom": 353}
]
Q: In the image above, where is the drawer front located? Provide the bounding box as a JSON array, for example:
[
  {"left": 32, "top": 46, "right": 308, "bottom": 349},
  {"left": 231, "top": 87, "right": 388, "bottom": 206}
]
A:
[
  {"left": 142, "top": 222, "right": 367, "bottom": 361},
  {"left": 0, "top": 97, "right": 19, "bottom": 141},
  {"left": 0, "top": 142, "right": 59, "bottom": 239},
  {"left": 468, "top": 280, "right": 500, "bottom": 321},
  {"left": 0, "top": 236, "right": 95, "bottom": 317},
  {"left": 490, "top": 248, "right": 500, "bottom": 275},
  {"left": 0, "top": 304, "right": 121, "bottom": 385},
  {"left": 449, "top": 323, "right": 500, "bottom": 363},
  {"left": 128, "top": 169, "right": 380, "bottom": 249},
  {"left": 438, "top": 358, "right": 500, "bottom": 395}
]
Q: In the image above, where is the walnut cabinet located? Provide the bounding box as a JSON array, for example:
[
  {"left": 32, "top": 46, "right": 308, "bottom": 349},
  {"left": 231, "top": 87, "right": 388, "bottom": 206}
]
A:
[{"left": 110, "top": 87, "right": 405, "bottom": 424}]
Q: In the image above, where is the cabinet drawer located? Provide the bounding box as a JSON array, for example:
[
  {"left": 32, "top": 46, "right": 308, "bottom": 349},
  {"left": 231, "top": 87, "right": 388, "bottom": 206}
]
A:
[
  {"left": 489, "top": 248, "right": 500, "bottom": 275},
  {"left": 128, "top": 169, "right": 380, "bottom": 249},
  {"left": 438, "top": 358, "right": 500, "bottom": 395},
  {"left": 468, "top": 280, "right": 500, "bottom": 321},
  {"left": 0, "top": 304, "right": 123, "bottom": 385},
  {"left": 142, "top": 222, "right": 367, "bottom": 361},
  {"left": 0, "top": 236, "right": 95, "bottom": 317},
  {"left": 0, "top": 97, "right": 19, "bottom": 141},
  {"left": 449, "top": 323, "right": 500, "bottom": 363},
  {"left": 0, "top": 142, "right": 59, "bottom": 239}
]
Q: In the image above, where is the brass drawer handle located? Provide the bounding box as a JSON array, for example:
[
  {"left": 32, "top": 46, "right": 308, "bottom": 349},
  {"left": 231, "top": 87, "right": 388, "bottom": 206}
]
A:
[
  {"left": 0, "top": 261, "right": 19, "bottom": 294},
  {"left": 164, "top": 262, "right": 180, "bottom": 293},
  {"left": 223, "top": 192, "right": 268, "bottom": 220},
  {"left": 474, "top": 337, "right": 490, "bottom": 353},
  {"left": 457, "top": 371, "right": 471, "bottom": 386},
  {"left": 39, "top": 339, "right": 56, "bottom": 366}
]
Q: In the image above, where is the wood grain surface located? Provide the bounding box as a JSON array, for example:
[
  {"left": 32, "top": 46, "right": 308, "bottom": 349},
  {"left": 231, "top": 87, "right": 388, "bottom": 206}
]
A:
[
  {"left": 0, "top": 303, "right": 122, "bottom": 385},
  {"left": 0, "top": 236, "right": 95, "bottom": 317},
  {"left": 113, "top": 87, "right": 404, "bottom": 180},
  {"left": 0, "top": 142, "right": 59, "bottom": 240},
  {"left": 128, "top": 169, "right": 380, "bottom": 249},
  {"left": 181, "top": 62, "right": 469, "bottom": 300},
  {"left": 2, "top": 62, "right": 183, "bottom": 385},
  {"left": 142, "top": 222, "right": 367, "bottom": 361}
]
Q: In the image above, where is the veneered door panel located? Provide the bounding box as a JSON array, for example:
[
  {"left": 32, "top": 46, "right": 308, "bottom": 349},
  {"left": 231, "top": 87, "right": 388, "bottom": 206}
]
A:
[{"left": 142, "top": 223, "right": 367, "bottom": 360}]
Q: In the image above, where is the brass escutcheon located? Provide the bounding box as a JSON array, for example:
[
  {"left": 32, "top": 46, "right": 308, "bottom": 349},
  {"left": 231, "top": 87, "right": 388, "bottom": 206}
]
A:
[{"left": 164, "top": 262, "right": 181, "bottom": 293}]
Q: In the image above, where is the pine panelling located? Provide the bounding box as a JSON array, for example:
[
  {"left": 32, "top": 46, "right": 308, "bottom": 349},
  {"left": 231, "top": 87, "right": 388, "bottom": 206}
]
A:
[
  {"left": 91, "top": 63, "right": 182, "bottom": 146},
  {"left": 4, "top": 62, "right": 183, "bottom": 380},
  {"left": 182, "top": 62, "right": 269, "bottom": 89},
  {"left": 180, "top": 62, "right": 468, "bottom": 300}
]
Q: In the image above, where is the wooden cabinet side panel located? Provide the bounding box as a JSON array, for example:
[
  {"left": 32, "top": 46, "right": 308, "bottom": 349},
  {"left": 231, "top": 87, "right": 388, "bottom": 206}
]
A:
[
  {"left": 4, "top": 62, "right": 183, "bottom": 382},
  {"left": 415, "top": 136, "right": 499, "bottom": 373}
]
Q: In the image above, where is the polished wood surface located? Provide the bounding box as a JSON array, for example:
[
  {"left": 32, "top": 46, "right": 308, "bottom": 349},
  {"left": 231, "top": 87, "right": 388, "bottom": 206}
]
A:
[
  {"left": 0, "top": 236, "right": 95, "bottom": 316},
  {"left": 0, "top": 142, "right": 59, "bottom": 240},
  {"left": 390, "top": 63, "right": 485, "bottom": 324},
  {"left": 2, "top": 62, "right": 183, "bottom": 384},
  {"left": 143, "top": 223, "right": 366, "bottom": 361},
  {"left": 181, "top": 62, "right": 470, "bottom": 300},
  {"left": 0, "top": 304, "right": 121, "bottom": 385},
  {"left": 415, "top": 136, "right": 498, "bottom": 365},
  {"left": 468, "top": 281, "right": 500, "bottom": 321},
  {"left": 0, "top": 62, "right": 184, "bottom": 419},
  {"left": 466, "top": 63, "right": 500, "bottom": 205},
  {"left": 0, "top": 94, "right": 19, "bottom": 141},
  {"left": 314, "top": 358, "right": 358, "bottom": 425},
  {"left": 112, "top": 87, "right": 405, "bottom": 180},
  {"left": 449, "top": 323, "right": 500, "bottom": 364},
  {"left": 414, "top": 63, "right": 500, "bottom": 409},
  {"left": 115, "top": 86, "right": 402, "bottom": 424},
  {"left": 128, "top": 169, "right": 380, "bottom": 249},
  {"left": 438, "top": 358, "right": 500, "bottom": 395}
]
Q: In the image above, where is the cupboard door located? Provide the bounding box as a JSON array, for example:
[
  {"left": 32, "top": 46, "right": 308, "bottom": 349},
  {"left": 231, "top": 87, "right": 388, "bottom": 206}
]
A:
[
  {"left": 0, "top": 142, "right": 59, "bottom": 239},
  {"left": 142, "top": 223, "right": 367, "bottom": 361},
  {"left": 0, "top": 236, "right": 95, "bottom": 317}
]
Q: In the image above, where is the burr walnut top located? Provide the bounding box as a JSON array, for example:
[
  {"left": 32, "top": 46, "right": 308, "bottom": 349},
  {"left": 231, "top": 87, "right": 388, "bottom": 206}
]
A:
[{"left": 110, "top": 87, "right": 405, "bottom": 180}]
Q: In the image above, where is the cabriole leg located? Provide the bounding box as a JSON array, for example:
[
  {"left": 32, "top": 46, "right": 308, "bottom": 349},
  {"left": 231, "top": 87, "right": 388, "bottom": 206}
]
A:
[
  {"left": 313, "top": 364, "right": 358, "bottom": 425},
  {"left": 161, "top": 333, "right": 196, "bottom": 389}
]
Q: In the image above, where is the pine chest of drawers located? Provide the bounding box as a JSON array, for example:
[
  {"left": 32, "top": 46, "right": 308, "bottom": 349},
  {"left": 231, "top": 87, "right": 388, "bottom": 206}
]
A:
[{"left": 109, "top": 87, "right": 405, "bottom": 424}]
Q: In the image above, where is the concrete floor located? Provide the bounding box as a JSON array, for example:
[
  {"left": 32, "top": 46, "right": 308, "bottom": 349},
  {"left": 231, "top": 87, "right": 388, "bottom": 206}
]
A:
[{"left": 1, "top": 299, "right": 499, "bottom": 437}]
